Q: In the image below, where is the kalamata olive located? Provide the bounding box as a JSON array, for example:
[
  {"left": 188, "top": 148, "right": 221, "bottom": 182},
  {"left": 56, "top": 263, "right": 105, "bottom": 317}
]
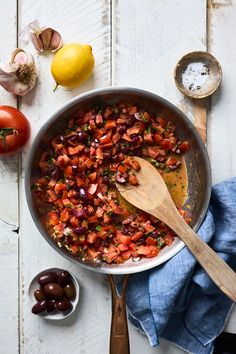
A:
[
  {"left": 55, "top": 135, "right": 64, "bottom": 143},
  {"left": 73, "top": 226, "right": 86, "bottom": 235},
  {"left": 64, "top": 283, "right": 76, "bottom": 300},
  {"left": 78, "top": 187, "right": 89, "bottom": 203},
  {"left": 103, "top": 151, "right": 111, "bottom": 160},
  {"left": 34, "top": 289, "right": 46, "bottom": 302},
  {"left": 55, "top": 299, "right": 72, "bottom": 312},
  {"left": 38, "top": 272, "right": 58, "bottom": 286},
  {"left": 120, "top": 145, "right": 129, "bottom": 154},
  {"left": 47, "top": 299, "right": 56, "bottom": 312},
  {"left": 131, "top": 136, "right": 141, "bottom": 146},
  {"left": 77, "top": 131, "right": 88, "bottom": 143},
  {"left": 71, "top": 165, "right": 78, "bottom": 173},
  {"left": 57, "top": 270, "right": 71, "bottom": 286},
  {"left": 43, "top": 283, "right": 64, "bottom": 299},
  {"left": 32, "top": 301, "right": 47, "bottom": 314},
  {"left": 118, "top": 125, "right": 126, "bottom": 135}
]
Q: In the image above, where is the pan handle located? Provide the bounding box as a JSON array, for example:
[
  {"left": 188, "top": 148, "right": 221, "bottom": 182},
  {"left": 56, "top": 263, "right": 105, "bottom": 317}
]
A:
[{"left": 108, "top": 274, "right": 130, "bottom": 354}]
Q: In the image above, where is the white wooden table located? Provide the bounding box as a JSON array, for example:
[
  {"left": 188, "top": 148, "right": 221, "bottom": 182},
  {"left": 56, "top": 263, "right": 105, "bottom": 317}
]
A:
[{"left": 1, "top": 1, "right": 236, "bottom": 353}]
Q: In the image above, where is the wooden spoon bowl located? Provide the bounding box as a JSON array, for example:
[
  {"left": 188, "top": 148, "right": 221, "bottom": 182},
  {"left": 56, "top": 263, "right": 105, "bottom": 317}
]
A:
[{"left": 117, "top": 157, "right": 236, "bottom": 302}]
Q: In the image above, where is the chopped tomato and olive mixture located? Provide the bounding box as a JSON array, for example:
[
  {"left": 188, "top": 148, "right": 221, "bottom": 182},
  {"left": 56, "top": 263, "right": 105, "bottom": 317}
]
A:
[{"left": 32, "top": 104, "right": 190, "bottom": 264}]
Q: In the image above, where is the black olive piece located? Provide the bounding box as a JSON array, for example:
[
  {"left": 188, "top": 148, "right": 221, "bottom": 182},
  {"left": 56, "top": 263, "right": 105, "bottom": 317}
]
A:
[
  {"left": 57, "top": 270, "right": 71, "bottom": 286},
  {"left": 34, "top": 289, "right": 46, "bottom": 302},
  {"left": 38, "top": 272, "right": 58, "bottom": 286},
  {"left": 32, "top": 301, "right": 47, "bottom": 315}
]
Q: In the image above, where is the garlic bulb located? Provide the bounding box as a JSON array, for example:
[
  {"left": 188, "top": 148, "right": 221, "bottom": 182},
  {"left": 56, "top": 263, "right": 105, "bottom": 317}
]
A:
[
  {"left": 20, "top": 20, "right": 62, "bottom": 53},
  {"left": 0, "top": 49, "right": 37, "bottom": 96}
]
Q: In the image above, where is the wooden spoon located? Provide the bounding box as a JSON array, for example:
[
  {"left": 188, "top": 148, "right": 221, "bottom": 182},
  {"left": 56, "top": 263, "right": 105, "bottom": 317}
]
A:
[{"left": 117, "top": 157, "right": 236, "bottom": 302}]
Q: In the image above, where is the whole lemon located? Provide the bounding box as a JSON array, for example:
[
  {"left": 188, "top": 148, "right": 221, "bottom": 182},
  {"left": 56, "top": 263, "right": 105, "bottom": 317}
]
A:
[{"left": 51, "top": 43, "right": 94, "bottom": 89}]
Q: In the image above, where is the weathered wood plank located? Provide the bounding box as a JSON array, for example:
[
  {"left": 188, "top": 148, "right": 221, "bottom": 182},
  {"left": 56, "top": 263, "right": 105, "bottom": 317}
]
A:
[
  {"left": 114, "top": 0, "right": 207, "bottom": 141},
  {"left": 208, "top": 0, "right": 236, "bottom": 333},
  {"left": 0, "top": 1, "right": 19, "bottom": 353},
  {"left": 19, "top": 0, "right": 111, "bottom": 353},
  {"left": 207, "top": 0, "right": 236, "bottom": 183}
]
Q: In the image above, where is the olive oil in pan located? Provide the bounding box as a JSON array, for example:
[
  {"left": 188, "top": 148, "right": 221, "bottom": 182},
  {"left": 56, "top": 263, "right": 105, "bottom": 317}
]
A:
[{"left": 118, "top": 157, "right": 188, "bottom": 211}]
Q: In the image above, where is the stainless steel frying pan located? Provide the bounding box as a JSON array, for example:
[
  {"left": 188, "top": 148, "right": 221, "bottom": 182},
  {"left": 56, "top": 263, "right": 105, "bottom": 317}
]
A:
[{"left": 25, "top": 87, "right": 211, "bottom": 354}]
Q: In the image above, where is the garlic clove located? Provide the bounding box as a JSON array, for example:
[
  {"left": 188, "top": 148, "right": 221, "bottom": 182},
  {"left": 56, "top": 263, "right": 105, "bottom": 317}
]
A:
[
  {"left": 12, "top": 49, "right": 28, "bottom": 65},
  {"left": 40, "top": 28, "right": 53, "bottom": 50},
  {"left": 49, "top": 30, "right": 62, "bottom": 51},
  {"left": 30, "top": 32, "right": 44, "bottom": 53}
]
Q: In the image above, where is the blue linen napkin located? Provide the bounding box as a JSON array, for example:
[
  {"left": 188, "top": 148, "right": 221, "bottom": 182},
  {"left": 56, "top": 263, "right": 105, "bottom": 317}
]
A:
[{"left": 124, "top": 177, "right": 236, "bottom": 354}]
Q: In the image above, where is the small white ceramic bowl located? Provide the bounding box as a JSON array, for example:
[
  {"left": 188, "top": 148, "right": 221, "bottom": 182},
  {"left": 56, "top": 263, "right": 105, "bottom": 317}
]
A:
[{"left": 28, "top": 267, "right": 80, "bottom": 320}]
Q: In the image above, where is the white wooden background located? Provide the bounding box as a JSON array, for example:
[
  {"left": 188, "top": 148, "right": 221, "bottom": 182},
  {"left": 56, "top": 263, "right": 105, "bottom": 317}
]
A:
[{"left": 0, "top": 1, "right": 236, "bottom": 353}]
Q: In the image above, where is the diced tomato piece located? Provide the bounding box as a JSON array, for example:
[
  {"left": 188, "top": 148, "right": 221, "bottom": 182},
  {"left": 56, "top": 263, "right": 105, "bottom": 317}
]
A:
[
  {"left": 48, "top": 179, "right": 57, "bottom": 189},
  {"left": 87, "top": 232, "right": 98, "bottom": 244},
  {"left": 70, "top": 244, "right": 80, "bottom": 253},
  {"left": 120, "top": 250, "right": 132, "bottom": 261},
  {"left": 105, "top": 120, "right": 116, "bottom": 129},
  {"left": 68, "top": 145, "right": 85, "bottom": 155},
  {"left": 96, "top": 113, "right": 103, "bottom": 124},
  {"left": 128, "top": 243, "right": 136, "bottom": 251},
  {"left": 75, "top": 176, "right": 85, "bottom": 187},
  {"left": 166, "top": 157, "right": 181, "bottom": 170},
  {"left": 96, "top": 148, "right": 103, "bottom": 159},
  {"left": 87, "top": 247, "right": 101, "bottom": 260},
  {"left": 47, "top": 190, "right": 58, "bottom": 202},
  {"left": 122, "top": 208, "right": 131, "bottom": 219},
  {"left": 137, "top": 245, "right": 159, "bottom": 258},
  {"left": 117, "top": 164, "right": 127, "bottom": 173},
  {"left": 84, "top": 158, "right": 93, "bottom": 169},
  {"left": 88, "top": 171, "right": 97, "bottom": 182},
  {"left": 131, "top": 231, "right": 144, "bottom": 242},
  {"left": 160, "top": 138, "right": 176, "bottom": 151},
  {"left": 109, "top": 200, "right": 123, "bottom": 214},
  {"left": 60, "top": 208, "right": 70, "bottom": 222},
  {"left": 64, "top": 165, "right": 73, "bottom": 178},
  {"left": 126, "top": 126, "right": 140, "bottom": 136},
  {"left": 154, "top": 133, "right": 163, "bottom": 144},
  {"left": 89, "top": 119, "right": 96, "bottom": 129},
  {"left": 62, "top": 198, "right": 72, "bottom": 207},
  {"left": 179, "top": 141, "right": 190, "bottom": 152},
  {"left": 122, "top": 133, "right": 132, "bottom": 142},
  {"left": 157, "top": 117, "right": 167, "bottom": 127},
  {"left": 104, "top": 252, "right": 118, "bottom": 263},
  {"left": 103, "top": 213, "right": 111, "bottom": 224},
  {"left": 128, "top": 175, "right": 139, "bottom": 185},
  {"left": 125, "top": 157, "right": 140, "bottom": 171},
  {"left": 87, "top": 215, "right": 98, "bottom": 223},
  {"left": 48, "top": 212, "right": 59, "bottom": 226},
  {"left": 57, "top": 154, "right": 70, "bottom": 167},
  {"left": 118, "top": 243, "right": 129, "bottom": 252},
  {"left": 116, "top": 232, "right": 132, "bottom": 245},
  {"left": 144, "top": 132, "right": 153, "bottom": 144},
  {"left": 70, "top": 216, "right": 79, "bottom": 227},
  {"left": 88, "top": 183, "right": 98, "bottom": 195},
  {"left": 112, "top": 132, "right": 121, "bottom": 144},
  {"left": 146, "top": 236, "right": 157, "bottom": 246},
  {"left": 148, "top": 147, "right": 166, "bottom": 159}
]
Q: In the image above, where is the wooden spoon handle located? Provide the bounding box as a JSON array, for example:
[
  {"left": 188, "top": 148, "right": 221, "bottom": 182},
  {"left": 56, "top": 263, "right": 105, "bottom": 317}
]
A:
[
  {"left": 108, "top": 275, "right": 130, "bottom": 354},
  {"left": 150, "top": 207, "right": 236, "bottom": 302}
]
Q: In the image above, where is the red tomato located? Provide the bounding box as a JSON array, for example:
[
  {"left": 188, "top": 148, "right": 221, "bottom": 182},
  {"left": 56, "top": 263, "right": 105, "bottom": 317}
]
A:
[{"left": 0, "top": 106, "right": 30, "bottom": 156}]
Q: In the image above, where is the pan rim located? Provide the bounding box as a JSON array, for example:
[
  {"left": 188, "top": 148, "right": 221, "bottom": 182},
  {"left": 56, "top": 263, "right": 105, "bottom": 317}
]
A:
[{"left": 25, "top": 86, "right": 212, "bottom": 274}]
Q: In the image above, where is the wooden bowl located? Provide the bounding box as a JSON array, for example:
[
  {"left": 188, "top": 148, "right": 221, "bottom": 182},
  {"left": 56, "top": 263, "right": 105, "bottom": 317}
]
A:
[{"left": 174, "top": 51, "right": 222, "bottom": 99}]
